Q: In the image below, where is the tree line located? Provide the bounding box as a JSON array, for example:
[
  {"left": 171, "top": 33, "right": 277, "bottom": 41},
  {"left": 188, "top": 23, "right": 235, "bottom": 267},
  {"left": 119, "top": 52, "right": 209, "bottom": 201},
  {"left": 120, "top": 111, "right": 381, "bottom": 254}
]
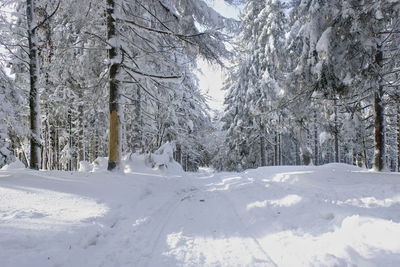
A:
[
  {"left": 215, "top": 0, "right": 400, "bottom": 172},
  {"left": 2, "top": 0, "right": 400, "bottom": 173}
]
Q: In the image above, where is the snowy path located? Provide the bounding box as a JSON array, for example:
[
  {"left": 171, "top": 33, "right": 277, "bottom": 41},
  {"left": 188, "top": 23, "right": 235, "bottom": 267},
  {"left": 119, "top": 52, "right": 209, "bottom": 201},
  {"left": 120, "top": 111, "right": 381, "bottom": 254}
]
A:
[{"left": 1, "top": 164, "right": 400, "bottom": 266}]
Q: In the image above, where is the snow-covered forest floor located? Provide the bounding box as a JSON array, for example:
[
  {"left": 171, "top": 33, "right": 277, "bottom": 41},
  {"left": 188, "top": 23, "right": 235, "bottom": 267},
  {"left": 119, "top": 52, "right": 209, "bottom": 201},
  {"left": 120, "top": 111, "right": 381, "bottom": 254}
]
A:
[{"left": 1, "top": 163, "right": 400, "bottom": 267}]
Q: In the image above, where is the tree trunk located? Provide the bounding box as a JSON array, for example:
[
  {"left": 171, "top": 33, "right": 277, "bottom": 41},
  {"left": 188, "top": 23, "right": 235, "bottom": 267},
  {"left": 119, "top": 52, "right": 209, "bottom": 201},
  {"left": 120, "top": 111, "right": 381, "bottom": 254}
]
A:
[
  {"left": 274, "top": 131, "right": 278, "bottom": 166},
  {"left": 68, "top": 109, "right": 73, "bottom": 171},
  {"left": 259, "top": 123, "right": 266, "bottom": 167},
  {"left": 77, "top": 89, "right": 84, "bottom": 164},
  {"left": 42, "top": 118, "right": 49, "bottom": 170},
  {"left": 107, "top": 0, "right": 122, "bottom": 171},
  {"left": 314, "top": 110, "right": 319, "bottom": 165},
  {"left": 374, "top": 45, "right": 385, "bottom": 171},
  {"left": 260, "top": 135, "right": 266, "bottom": 167},
  {"left": 397, "top": 105, "right": 400, "bottom": 172},
  {"left": 55, "top": 125, "right": 60, "bottom": 169},
  {"left": 374, "top": 88, "right": 385, "bottom": 171},
  {"left": 27, "top": 0, "right": 41, "bottom": 170},
  {"left": 50, "top": 125, "right": 56, "bottom": 169},
  {"left": 334, "top": 98, "right": 339, "bottom": 163},
  {"left": 278, "top": 133, "right": 282, "bottom": 165}
]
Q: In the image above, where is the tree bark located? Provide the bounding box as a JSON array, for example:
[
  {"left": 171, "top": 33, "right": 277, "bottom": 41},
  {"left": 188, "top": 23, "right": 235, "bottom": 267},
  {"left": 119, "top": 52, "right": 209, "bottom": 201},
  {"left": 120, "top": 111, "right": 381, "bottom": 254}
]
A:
[
  {"left": 397, "top": 105, "right": 400, "bottom": 172},
  {"left": 27, "top": 0, "right": 41, "bottom": 170},
  {"left": 274, "top": 131, "right": 278, "bottom": 166},
  {"left": 68, "top": 109, "right": 73, "bottom": 171},
  {"left": 107, "top": 0, "right": 122, "bottom": 171},
  {"left": 78, "top": 90, "right": 84, "bottom": 164},
  {"left": 314, "top": 110, "right": 318, "bottom": 165},
  {"left": 374, "top": 45, "right": 385, "bottom": 171},
  {"left": 334, "top": 98, "right": 339, "bottom": 163},
  {"left": 259, "top": 122, "right": 266, "bottom": 167}
]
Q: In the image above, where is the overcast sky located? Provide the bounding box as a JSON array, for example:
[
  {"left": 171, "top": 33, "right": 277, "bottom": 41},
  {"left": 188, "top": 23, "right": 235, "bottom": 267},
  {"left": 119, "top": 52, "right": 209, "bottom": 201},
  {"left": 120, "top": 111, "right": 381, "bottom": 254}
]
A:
[{"left": 198, "top": 0, "right": 241, "bottom": 111}]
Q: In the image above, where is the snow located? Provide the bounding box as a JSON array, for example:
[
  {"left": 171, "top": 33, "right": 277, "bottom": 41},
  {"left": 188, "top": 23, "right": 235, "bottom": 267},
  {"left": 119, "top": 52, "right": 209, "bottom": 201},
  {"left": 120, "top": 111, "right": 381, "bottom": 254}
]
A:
[
  {"left": 1, "top": 163, "right": 400, "bottom": 266},
  {"left": 1, "top": 158, "right": 25, "bottom": 170},
  {"left": 316, "top": 27, "right": 332, "bottom": 60}
]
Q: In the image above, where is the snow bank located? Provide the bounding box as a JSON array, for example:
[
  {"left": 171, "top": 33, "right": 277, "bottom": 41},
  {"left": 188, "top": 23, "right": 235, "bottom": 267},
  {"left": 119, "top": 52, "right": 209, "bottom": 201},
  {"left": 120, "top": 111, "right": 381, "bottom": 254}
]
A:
[
  {"left": 92, "top": 157, "right": 108, "bottom": 172},
  {"left": 124, "top": 142, "right": 183, "bottom": 175},
  {"left": 78, "top": 161, "right": 93, "bottom": 172},
  {"left": 89, "top": 144, "right": 183, "bottom": 175},
  {"left": 1, "top": 158, "right": 26, "bottom": 170}
]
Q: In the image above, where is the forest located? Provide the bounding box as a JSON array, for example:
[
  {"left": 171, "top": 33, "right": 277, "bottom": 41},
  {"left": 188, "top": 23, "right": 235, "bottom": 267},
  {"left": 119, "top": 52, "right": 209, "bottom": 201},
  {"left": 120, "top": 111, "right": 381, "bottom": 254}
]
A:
[
  {"left": 2, "top": 1, "right": 400, "bottom": 266},
  {"left": 0, "top": 0, "right": 400, "bottom": 173}
]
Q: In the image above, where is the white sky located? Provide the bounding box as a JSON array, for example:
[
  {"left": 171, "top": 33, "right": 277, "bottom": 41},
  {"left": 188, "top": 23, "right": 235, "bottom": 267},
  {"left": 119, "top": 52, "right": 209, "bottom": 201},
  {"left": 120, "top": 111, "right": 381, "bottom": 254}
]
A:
[
  {"left": 198, "top": 0, "right": 241, "bottom": 111},
  {"left": 197, "top": 58, "right": 226, "bottom": 111}
]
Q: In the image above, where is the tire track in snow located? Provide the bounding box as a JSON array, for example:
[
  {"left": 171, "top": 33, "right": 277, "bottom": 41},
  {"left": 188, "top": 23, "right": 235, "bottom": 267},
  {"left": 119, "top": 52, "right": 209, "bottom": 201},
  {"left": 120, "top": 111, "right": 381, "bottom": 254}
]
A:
[
  {"left": 134, "top": 187, "right": 195, "bottom": 267},
  {"left": 214, "top": 188, "right": 277, "bottom": 266}
]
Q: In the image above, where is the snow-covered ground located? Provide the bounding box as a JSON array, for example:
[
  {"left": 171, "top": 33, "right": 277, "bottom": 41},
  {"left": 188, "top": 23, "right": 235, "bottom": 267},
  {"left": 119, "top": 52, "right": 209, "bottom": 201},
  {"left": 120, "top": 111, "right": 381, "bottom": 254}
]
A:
[{"left": 1, "top": 163, "right": 400, "bottom": 266}]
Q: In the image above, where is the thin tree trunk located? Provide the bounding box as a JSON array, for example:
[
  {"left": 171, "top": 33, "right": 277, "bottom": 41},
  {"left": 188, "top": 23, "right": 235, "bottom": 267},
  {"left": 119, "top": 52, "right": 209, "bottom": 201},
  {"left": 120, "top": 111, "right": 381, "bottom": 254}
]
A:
[
  {"left": 362, "top": 135, "right": 368, "bottom": 169},
  {"left": 334, "top": 98, "right": 339, "bottom": 163},
  {"left": 95, "top": 128, "right": 99, "bottom": 160},
  {"left": 260, "top": 123, "right": 266, "bottom": 167},
  {"left": 27, "top": 0, "right": 41, "bottom": 170},
  {"left": 278, "top": 133, "right": 282, "bottom": 165},
  {"left": 260, "top": 135, "right": 266, "bottom": 167},
  {"left": 42, "top": 118, "right": 48, "bottom": 169},
  {"left": 314, "top": 110, "right": 318, "bottom": 165},
  {"left": 107, "top": 0, "right": 122, "bottom": 171},
  {"left": 77, "top": 88, "right": 84, "bottom": 164},
  {"left": 374, "top": 88, "right": 385, "bottom": 171},
  {"left": 278, "top": 116, "right": 282, "bottom": 165},
  {"left": 55, "top": 125, "right": 60, "bottom": 169},
  {"left": 68, "top": 109, "right": 73, "bottom": 171},
  {"left": 50, "top": 125, "right": 55, "bottom": 169},
  {"left": 397, "top": 105, "right": 400, "bottom": 172},
  {"left": 274, "top": 131, "right": 278, "bottom": 166},
  {"left": 374, "top": 45, "right": 385, "bottom": 171}
]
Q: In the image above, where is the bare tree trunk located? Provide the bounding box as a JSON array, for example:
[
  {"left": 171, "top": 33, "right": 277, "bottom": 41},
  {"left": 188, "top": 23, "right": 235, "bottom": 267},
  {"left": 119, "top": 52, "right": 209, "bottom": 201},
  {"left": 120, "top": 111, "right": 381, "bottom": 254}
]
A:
[
  {"left": 278, "top": 117, "right": 282, "bottom": 165},
  {"left": 374, "top": 88, "right": 385, "bottom": 171},
  {"left": 260, "top": 135, "right": 266, "bottom": 167},
  {"left": 42, "top": 118, "right": 49, "bottom": 169},
  {"left": 95, "top": 128, "right": 99, "bottom": 160},
  {"left": 314, "top": 110, "right": 319, "bottom": 165},
  {"left": 78, "top": 91, "right": 84, "bottom": 164},
  {"left": 361, "top": 135, "right": 368, "bottom": 169},
  {"left": 50, "top": 125, "right": 55, "bottom": 169},
  {"left": 55, "top": 125, "right": 60, "bottom": 169},
  {"left": 27, "top": 0, "right": 41, "bottom": 170},
  {"left": 274, "top": 131, "right": 278, "bottom": 166},
  {"left": 334, "top": 98, "right": 339, "bottom": 163},
  {"left": 397, "top": 105, "right": 400, "bottom": 172},
  {"left": 68, "top": 109, "right": 73, "bottom": 171},
  {"left": 107, "top": 0, "right": 122, "bottom": 171},
  {"left": 278, "top": 133, "right": 282, "bottom": 165},
  {"left": 260, "top": 123, "right": 266, "bottom": 167},
  {"left": 374, "top": 45, "right": 385, "bottom": 171}
]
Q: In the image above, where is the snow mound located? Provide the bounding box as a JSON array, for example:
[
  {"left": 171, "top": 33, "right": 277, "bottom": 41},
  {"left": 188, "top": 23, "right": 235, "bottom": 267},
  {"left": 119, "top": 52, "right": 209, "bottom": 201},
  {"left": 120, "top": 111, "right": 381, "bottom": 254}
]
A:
[
  {"left": 148, "top": 142, "right": 183, "bottom": 174},
  {"left": 78, "top": 161, "right": 93, "bottom": 172},
  {"left": 123, "top": 153, "right": 151, "bottom": 174},
  {"left": 1, "top": 159, "right": 26, "bottom": 170},
  {"left": 124, "top": 142, "right": 183, "bottom": 175},
  {"left": 92, "top": 157, "right": 108, "bottom": 172}
]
